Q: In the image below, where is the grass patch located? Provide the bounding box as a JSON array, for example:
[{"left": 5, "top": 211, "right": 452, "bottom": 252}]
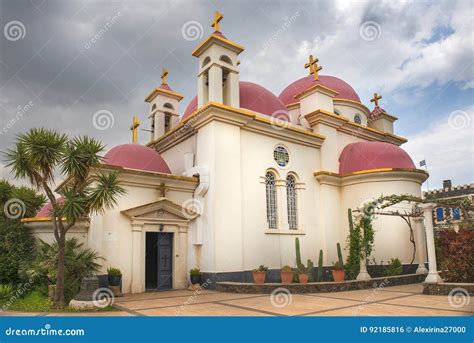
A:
[{"left": 1, "top": 290, "right": 117, "bottom": 313}]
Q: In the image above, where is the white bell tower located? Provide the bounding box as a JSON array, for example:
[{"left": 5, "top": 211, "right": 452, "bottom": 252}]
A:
[
  {"left": 192, "top": 11, "right": 244, "bottom": 108},
  {"left": 144, "top": 67, "right": 184, "bottom": 142}
]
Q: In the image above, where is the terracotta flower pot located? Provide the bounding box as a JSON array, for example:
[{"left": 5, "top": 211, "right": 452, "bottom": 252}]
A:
[
  {"left": 280, "top": 271, "right": 294, "bottom": 284},
  {"left": 332, "top": 270, "right": 345, "bottom": 282},
  {"left": 252, "top": 271, "right": 266, "bottom": 285},
  {"left": 298, "top": 273, "right": 309, "bottom": 284}
]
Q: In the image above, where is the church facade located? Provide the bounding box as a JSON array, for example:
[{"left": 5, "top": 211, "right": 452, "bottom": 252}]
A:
[{"left": 24, "top": 13, "right": 428, "bottom": 294}]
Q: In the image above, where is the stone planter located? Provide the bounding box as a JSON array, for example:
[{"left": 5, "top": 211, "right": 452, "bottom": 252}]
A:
[
  {"left": 190, "top": 274, "right": 202, "bottom": 285},
  {"left": 332, "top": 270, "right": 345, "bottom": 282},
  {"left": 108, "top": 275, "right": 122, "bottom": 287},
  {"left": 298, "top": 273, "right": 309, "bottom": 284}
]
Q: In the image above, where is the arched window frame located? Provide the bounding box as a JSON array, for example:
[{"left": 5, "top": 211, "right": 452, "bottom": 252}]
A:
[
  {"left": 219, "top": 55, "right": 233, "bottom": 65},
  {"left": 265, "top": 171, "right": 278, "bottom": 229},
  {"left": 354, "top": 114, "right": 362, "bottom": 124},
  {"left": 286, "top": 173, "right": 298, "bottom": 230},
  {"left": 202, "top": 56, "right": 211, "bottom": 68}
]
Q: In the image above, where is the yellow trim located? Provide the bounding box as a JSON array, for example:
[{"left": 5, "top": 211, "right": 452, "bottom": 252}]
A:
[
  {"left": 314, "top": 168, "right": 429, "bottom": 178},
  {"left": 100, "top": 164, "right": 198, "bottom": 182},
  {"left": 285, "top": 102, "right": 300, "bottom": 109},
  {"left": 192, "top": 34, "right": 245, "bottom": 57},
  {"left": 21, "top": 216, "right": 67, "bottom": 223},
  {"left": 145, "top": 87, "right": 184, "bottom": 102},
  {"left": 294, "top": 83, "right": 339, "bottom": 100}
]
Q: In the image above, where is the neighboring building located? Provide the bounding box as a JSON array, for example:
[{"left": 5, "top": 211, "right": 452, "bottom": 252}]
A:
[
  {"left": 424, "top": 180, "right": 474, "bottom": 232},
  {"left": 23, "top": 13, "right": 429, "bottom": 293}
]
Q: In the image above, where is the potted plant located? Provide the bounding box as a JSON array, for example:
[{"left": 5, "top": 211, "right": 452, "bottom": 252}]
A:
[
  {"left": 280, "top": 265, "right": 294, "bottom": 284},
  {"left": 252, "top": 265, "right": 268, "bottom": 284},
  {"left": 332, "top": 261, "right": 345, "bottom": 282},
  {"left": 297, "top": 267, "right": 309, "bottom": 284},
  {"left": 190, "top": 268, "right": 202, "bottom": 285},
  {"left": 107, "top": 267, "right": 122, "bottom": 287}
]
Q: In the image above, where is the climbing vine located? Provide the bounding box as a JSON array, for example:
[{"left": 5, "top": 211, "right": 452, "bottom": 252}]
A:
[{"left": 345, "top": 194, "right": 422, "bottom": 279}]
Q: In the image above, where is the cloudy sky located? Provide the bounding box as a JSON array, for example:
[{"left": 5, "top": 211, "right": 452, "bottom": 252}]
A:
[{"left": 0, "top": 0, "right": 472, "bottom": 189}]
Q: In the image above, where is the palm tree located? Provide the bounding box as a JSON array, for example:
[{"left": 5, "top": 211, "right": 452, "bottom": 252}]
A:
[{"left": 4, "top": 128, "right": 125, "bottom": 307}]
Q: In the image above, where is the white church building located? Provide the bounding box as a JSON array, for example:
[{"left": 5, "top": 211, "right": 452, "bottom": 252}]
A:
[{"left": 24, "top": 13, "right": 431, "bottom": 294}]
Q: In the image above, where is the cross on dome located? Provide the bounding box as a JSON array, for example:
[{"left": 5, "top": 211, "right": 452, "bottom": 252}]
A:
[
  {"left": 211, "top": 11, "right": 224, "bottom": 32},
  {"left": 304, "top": 54, "right": 322, "bottom": 80},
  {"left": 161, "top": 67, "right": 168, "bottom": 85},
  {"left": 130, "top": 116, "right": 140, "bottom": 144},
  {"left": 371, "top": 92, "right": 382, "bottom": 107}
]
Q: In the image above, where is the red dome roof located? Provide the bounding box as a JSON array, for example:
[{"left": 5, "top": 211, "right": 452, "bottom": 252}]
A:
[
  {"left": 36, "top": 197, "right": 64, "bottom": 217},
  {"left": 278, "top": 75, "right": 361, "bottom": 105},
  {"left": 182, "top": 81, "right": 289, "bottom": 121},
  {"left": 103, "top": 144, "right": 171, "bottom": 174},
  {"left": 339, "top": 142, "right": 415, "bottom": 175}
]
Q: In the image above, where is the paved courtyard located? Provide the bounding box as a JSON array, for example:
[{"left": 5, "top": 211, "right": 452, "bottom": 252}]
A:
[{"left": 4, "top": 283, "right": 472, "bottom": 316}]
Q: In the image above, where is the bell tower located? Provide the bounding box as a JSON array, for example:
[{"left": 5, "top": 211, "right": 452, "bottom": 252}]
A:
[
  {"left": 192, "top": 11, "right": 244, "bottom": 108},
  {"left": 144, "top": 67, "right": 184, "bottom": 141}
]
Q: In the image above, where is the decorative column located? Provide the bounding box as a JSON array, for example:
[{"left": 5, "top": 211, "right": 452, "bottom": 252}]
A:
[
  {"left": 276, "top": 178, "right": 287, "bottom": 230},
  {"left": 356, "top": 255, "right": 371, "bottom": 281},
  {"left": 413, "top": 216, "right": 428, "bottom": 274},
  {"left": 419, "top": 203, "right": 442, "bottom": 283},
  {"left": 131, "top": 223, "right": 143, "bottom": 293},
  {"left": 208, "top": 65, "right": 223, "bottom": 103}
]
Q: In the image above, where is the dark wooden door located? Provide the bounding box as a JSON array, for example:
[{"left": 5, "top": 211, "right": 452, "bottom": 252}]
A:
[{"left": 145, "top": 232, "right": 173, "bottom": 290}]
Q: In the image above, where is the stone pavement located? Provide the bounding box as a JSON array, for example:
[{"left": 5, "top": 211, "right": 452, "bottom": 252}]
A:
[{"left": 3, "top": 283, "right": 472, "bottom": 316}]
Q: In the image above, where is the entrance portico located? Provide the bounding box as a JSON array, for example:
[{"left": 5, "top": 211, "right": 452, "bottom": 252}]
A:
[{"left": 121, "top": 198, "right": 199, "bottom": 293}]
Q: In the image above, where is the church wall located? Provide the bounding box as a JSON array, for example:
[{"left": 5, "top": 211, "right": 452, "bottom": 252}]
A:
[
  {"left": 160, "top": 135, "right": 196, "bottom": 175},
  {"left": 239, "top": 129, "right": 325, "bottom": 271},
  {"left": 340, "top": 175, "right": 423, "bottom": 265},
  {"left": 334, "top": 103, "right": 368, "bottom": 125}
]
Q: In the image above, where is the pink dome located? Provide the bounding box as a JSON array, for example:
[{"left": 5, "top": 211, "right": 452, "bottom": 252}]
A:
[
  {"left": 182, "top": 81, "right": 289, "bottom": 121},
  {"left": 103, "top": 144, "right": 171, "bottom": 174},
  {"left": 37, "top": 197, "right": 64, "bottom": 217},
  {"left": 339, "top": 142, "right": 416, "bottom": 175},
  {"left": 278, "top": 75, "right": 361, "bottom": 105}
]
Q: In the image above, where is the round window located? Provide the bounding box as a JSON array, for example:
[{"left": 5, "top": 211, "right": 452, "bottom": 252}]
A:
[{"left": 274, "top": 145, "right": 289, "bottom": 167}]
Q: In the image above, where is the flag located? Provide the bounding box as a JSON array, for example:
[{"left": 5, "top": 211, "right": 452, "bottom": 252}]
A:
[{"left": 419, "top": 160, "right": 426, "bottom": 167}]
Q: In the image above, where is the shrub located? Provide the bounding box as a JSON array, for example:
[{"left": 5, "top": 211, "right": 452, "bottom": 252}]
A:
[
  {"left": 253, "top": 265, "right": 268, "bottom": 272},
  {"left": 384, "top": 258, "right": 403, "bottom": 276},
  {"left": 21, "top": 238, "right": 102, "bottom": 302},
  {"left": 190, "top": 268, "right": 201, "bottom": 276},
  {"left": 439, "top": 229, "right": 474, "bottom": 282},
  {"left": 0, "top": 284, "right": 14, "bottom": 300},
  {"left": 107, "top": 267, "right": 122, "bottom": 276},
  {"left": 281, "top": 265, "right": 292, "bottom": 272}
]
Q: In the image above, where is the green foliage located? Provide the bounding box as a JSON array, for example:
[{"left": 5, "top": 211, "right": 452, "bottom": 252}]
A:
[
  {"left": 0, "top": 284, "right": 14, "bottom": 300},
  {"left": 384, "top": 258, "right": 403, "bottom": 276},
  {"left": 345, "top": 208, "right": 360, "bottom": 280},
  {"left": 317, "top": 250, "right": 323, "bottom": 282},
  {"left": 439, "top": 229, "right": 474, "bottom": 282},
  {"left": 253, "top": 265, "right": 268, "bottom": 272},
  {"left": 336, "top": 243, "right": 343, "bottom": 266},
  {"left": 281, "top": 265, "right": 292, "bottom": 272},
  {"left": 21, "top": 238, "right": 102, "bottom": 302},
  {"left": 107, "top": 267, "right": 122, "bottom": 276},
  {"left": 333, "top": 261, "right": 344, "bottom": 271},
  {"left": 190, "top": 268, "right": 202, "bottom": 276}
]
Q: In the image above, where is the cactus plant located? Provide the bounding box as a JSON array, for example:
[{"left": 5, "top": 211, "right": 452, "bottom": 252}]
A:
[
  {"left": 317, "top": 249, "right": 323, "bottom": 281},
  {"left": 348, "top": 208, "right": 354, "bottom": 232},
  {"left": 337, "top": 243, "right": 344, "bottom": 266},
  {"left": 307, "top": 259, "right": 314, "bottom": 282},
  {"left": 295, "top": 238, "right": 304, "bottom": 271}
]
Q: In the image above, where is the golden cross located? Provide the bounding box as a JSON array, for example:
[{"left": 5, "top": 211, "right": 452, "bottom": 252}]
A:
[
  {"left": 130, "top": 116, "right": 140, "bottom": 144},
  {"left": 370, "top": 93, "right": 382, "bottom": 107},
  {"left": 161, "top": 67, "right": 168, "bottom": 85},
  {"left": 304, "top": 54, "right": 322, "bottom": 80},
  {"left": 211, "top": 11, "right": 224, "bottom": 32}
]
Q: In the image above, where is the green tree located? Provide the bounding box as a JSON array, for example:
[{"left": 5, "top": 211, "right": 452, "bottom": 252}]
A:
[
  {"left": 0, "top": 179, "right": 45, "bottom": 284},
  {"left": 5, "top": 128, "right": 125, "bottom": 307}
]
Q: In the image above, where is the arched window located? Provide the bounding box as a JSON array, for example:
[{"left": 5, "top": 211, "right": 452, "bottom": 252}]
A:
[
  {"left": 219, "top": 55, "right": 233, "bottom": 65},
  {"left": 265, "top": 172, "right": 277, "bottom": 229},
  {"left": 286, "top": 175, "right": 297, "bottom": 229},
  {"left": 436, "top": 207, "right": 444, "bottom": 221},
  {"left": 164, "top": 113, "right": 172, "bottom": 133},
  {"left": 453, "top": 207, "right": 461, "bottom": 221},
  {"left": 163, "top": 103, "right": 174, "bottom": 110},
  {"left": 354, "top": 114, "right": 362, "bottom": 124},
  {"left": 202, "top": 56, "right": 211, "bottom": 68},
  {"left": 151, "top": 104, "right": 157, "bottom": 112}
]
